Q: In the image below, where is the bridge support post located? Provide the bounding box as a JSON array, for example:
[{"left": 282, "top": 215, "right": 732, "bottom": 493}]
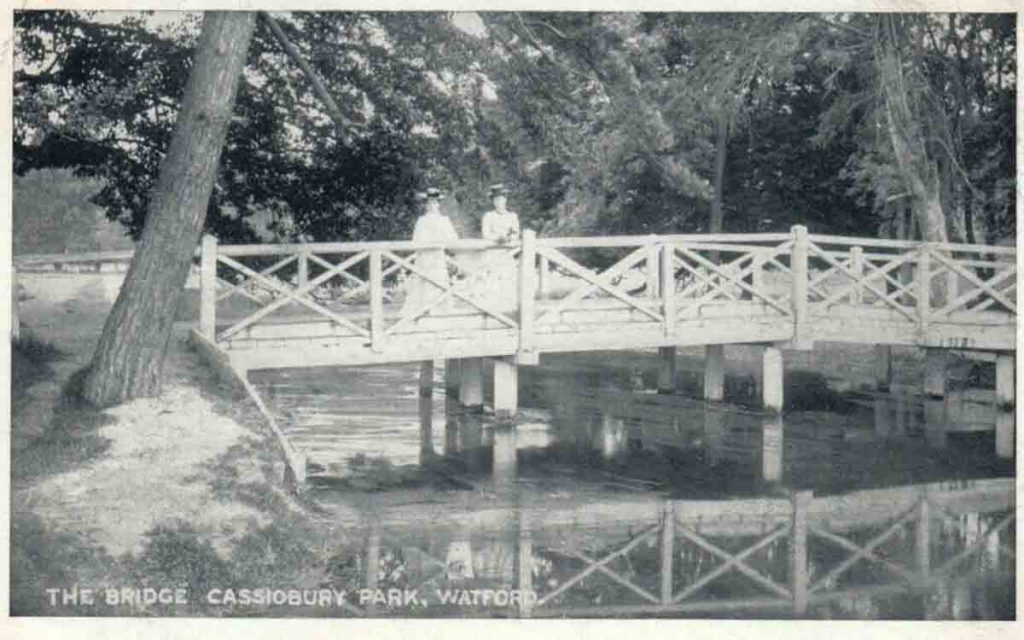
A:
[
  {"left": 297, "top": 249, "right": 308, "bottom": 287},
  {"left": 762, "top": 346, "right": 784, "bottom": 412},
  {"left": 790, "top": 490, "right": 812, "bottom": 616},
  {"left": 657, "top": 347, "right": 676, "bottom": 394},
  {"left": 849, "top": 246, "right": 863, "bottom": 306},
  {"left": 459, "top": 357, "right": 484, "bottom": 411},
  {"left": 874, "top": 345, "right": 894, "bottom": 391},
  {"left": 538, "top": 255, "right": 550, "bottom": 298},
  {"left": 923, "top": 349, "right": 947, "bottom": 398},
  {"left": 419, "top": 396, "right": 434, "bottom": 462},
  {"left": 419, "top": 360, "right": 434, "bottom": 397},
  {"left": 790, "top": 225, "right": 811, "bottom": 349},
  {"left": 704, "top": 344, "right": 725, "bottom": 401},
  {"left": 996, "top": 353, "right": 1014, "bottom": 409},
  {"left": 493, "top": 357, "right": 518, "bottom": 420},
  {"left": 444, "top": 359, "right": 461, "bottom": 396},
  {"left": 200, "top": 234, "right": 218, "bottom": 340}
]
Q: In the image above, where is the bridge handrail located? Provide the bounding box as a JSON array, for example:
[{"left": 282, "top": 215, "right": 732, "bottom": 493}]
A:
[
  {"left": 196, "top": 225, "right": 1016, "bottom": 352},
  {"left": 807, "top": 233, "right": 1017, "bottom": 255},
  {"left": 537, "top": 232, "right": 793, "bottom": 248},
  {"left": 215, "top": 238, "right": 499, "bottom": 256}
]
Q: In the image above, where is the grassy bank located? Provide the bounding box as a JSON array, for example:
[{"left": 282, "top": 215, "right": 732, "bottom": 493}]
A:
[{"left": 9, "top": 282, "right": 370, "bottom": 617}]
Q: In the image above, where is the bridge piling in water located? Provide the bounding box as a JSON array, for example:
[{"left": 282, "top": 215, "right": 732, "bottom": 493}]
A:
[
  {"left": 923, "top": 349, "right": 947, "bottom": 398},
  {"left": 704, "top": 345, "right": 725, "bottom": 401},
  {"left": 762, "top": 346, "right": 784, "bottom": 412},
  {"left": 995, "top": 353, "right": 1014, "bottom": 408},
  {"left": 657, "top": 347, "right": 676, "bottom": 394},
  {"left": 493, "top": 357, "right": 518, "bottom": 419},
  {"left": 419, "top": 360, "right": 434, "bottom": 397},
  {"left": 444, "top": 359, "right": 461, "bottom": 396},
  {"left": 874, "top": 345, "right": 893, "bottom": 391},
  {"left": 459, "top": 357, "right": 484, "bottom": 411}
]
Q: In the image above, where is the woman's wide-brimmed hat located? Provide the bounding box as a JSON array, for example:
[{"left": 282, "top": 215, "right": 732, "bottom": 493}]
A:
[
  {"left": 417, "top": 187, "right": 445, "bottom": 201},
  {"left": 488, "top": 183, "right": 508, "bottom": 197}
]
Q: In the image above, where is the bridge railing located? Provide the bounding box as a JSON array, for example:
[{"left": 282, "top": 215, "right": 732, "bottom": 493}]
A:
[
  {"left": 527, "top": 231, "right": 798, "bottom": 349},
  {"left": 197, "top": 227, "right": 1015, "bottom": 353},
  {"left": 803, "top": 234, "right": 1016, "bottom": 335}
]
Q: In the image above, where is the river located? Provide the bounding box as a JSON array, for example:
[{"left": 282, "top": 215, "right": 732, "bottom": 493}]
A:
[{"left": 249, "top": 347, "right": 1015, "bottom": 619}]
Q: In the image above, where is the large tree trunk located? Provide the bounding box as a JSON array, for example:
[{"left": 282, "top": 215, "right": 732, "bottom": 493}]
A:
[
  {"left": 877, "top": 26, "right": 949, "bottom": 306},
  {"left": 82, "top": 12, "right": 257, "bottom": 407}
]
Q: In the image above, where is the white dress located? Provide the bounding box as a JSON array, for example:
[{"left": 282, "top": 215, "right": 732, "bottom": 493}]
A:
[
  {"left": 403, "top": 211, "right": 459, "bottom": 316},
  {"left": 475, "top": 210, "right": 521, "bottom": 312}
]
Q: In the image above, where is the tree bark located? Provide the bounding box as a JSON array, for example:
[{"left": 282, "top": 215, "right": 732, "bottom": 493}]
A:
[
  {"left": 82, "top": 12, "right": 257, "bottom": 407},
  {"left": 877, "top": 27, "right": 949, "bottom": 306}
]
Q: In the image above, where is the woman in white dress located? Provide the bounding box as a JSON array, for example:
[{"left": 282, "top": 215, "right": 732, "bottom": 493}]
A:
[
  {"left": 477, "top": 184, "right": 521, "bottom": 312},
  {"left": 403, "top": 188, "right": 459, "bottom": 316}
]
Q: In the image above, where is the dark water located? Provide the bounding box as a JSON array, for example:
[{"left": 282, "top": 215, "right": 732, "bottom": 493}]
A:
[{"left": 250, "top": 350, "right": 1015, "bottom": 619}]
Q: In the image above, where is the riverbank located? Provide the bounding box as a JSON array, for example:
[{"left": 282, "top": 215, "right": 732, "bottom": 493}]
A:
[{"left": 10, "top": 277, "right": 364, "bottom": 616}]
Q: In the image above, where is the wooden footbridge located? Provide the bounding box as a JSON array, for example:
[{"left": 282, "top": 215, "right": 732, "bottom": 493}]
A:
[
  {"left": 191, "top": 226, "right": 1017, "bottom": 369},
  {"left": 182, "top": 226, "right": 1017, "bottom": 483}
]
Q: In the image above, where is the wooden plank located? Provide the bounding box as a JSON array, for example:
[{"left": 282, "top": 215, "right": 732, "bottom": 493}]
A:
[
  {"left": 369, "top": 250, "right": 384, "bottom": 351},
  {"left": 519, "top": 229, "right": 537, "bottom": 356},
  {"left": 849, "top": 246, "right": 863, "bottom": 306},
  {"left": 808, "top": 233, "right": 1016, "bottom": 255},
  {"left": 217, "top": 238, "right": 496, "bottom": 257},
  {"left": 917, "top": 246, "right": 931, "bottom": 334},
  {"left": 661, "top": 243, "right": 676, "bottom": 336},
  {"left": 538, "top": 232, "right": 793, "bottom": 248}
]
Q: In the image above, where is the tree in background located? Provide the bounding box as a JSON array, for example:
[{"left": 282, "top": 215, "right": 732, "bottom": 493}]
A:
[
  {"left": 15, "top": 11, "right": 1016, "bottom": 245},
  {"left": 14, "top": 11, "right": 503, "bottom": 244},
  {"left": 812, "top": 14, "right": 1015, "bottom": 244},
  {"left": 80, "top": 12, "right": 257, "bottom": 406}
]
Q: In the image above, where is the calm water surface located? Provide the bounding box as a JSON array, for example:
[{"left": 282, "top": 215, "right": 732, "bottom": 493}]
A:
[{"left": 251, "top": 350, "right": 1015, "bottom": 619}]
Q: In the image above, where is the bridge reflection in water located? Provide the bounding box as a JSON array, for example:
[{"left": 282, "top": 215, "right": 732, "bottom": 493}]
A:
[{"left": 253, "top": 354, "right": 1015, "bottom": 619}]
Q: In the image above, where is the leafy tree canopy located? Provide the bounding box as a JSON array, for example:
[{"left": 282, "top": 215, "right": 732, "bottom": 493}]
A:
[{"left": 14, "top": 11, "right": 1016, "bottom": 244}]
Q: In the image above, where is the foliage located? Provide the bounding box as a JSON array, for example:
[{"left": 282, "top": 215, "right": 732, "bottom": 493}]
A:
[
  {"left": 13, "top": 11, "right": 1016, "bottom": 243},
  {"left": 14, "top": 11, "right": 506, "bottom": 243},
  {"left": 810, "top": 14, "right": 1015, "bottom": 242}
]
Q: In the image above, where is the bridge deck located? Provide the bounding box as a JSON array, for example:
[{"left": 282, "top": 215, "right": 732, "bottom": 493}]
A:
[{"left": 188, "top": 227, "right": 1014, "bottom": 370}]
